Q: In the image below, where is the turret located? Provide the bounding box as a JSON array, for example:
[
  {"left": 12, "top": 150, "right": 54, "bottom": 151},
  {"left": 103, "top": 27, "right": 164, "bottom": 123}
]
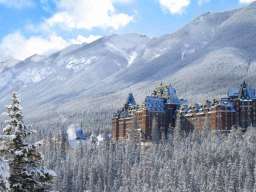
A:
[{"left": 239, "top": 81, "right": 250, "bottom": 99}]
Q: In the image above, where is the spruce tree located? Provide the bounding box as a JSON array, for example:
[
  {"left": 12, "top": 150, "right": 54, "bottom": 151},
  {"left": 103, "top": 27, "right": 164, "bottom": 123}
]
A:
[
  {"left": 0, "top": 158, "right": 9, "bottom": 191},
  {"left": 0, "top": 93, "right": 56, "bottom": 192}
]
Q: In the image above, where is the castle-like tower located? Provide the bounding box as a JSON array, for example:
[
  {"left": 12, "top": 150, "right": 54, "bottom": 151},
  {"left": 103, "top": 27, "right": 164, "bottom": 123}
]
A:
[
  {"left": 112, "top": 81, "right": 256, "bottom": 142},
  {"left": 228, "top": 81, "right": 256, "bottom": 128},
  {"left": 112, "top": 83, "right": 182, "bottom": 141},
  {"left": 179, "top": 81, "right": 256, "bottom": 132}
]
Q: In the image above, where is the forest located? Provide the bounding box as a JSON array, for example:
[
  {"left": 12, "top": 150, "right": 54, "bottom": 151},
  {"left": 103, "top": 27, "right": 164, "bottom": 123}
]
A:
[
  {"left": 1, "top": 94, "right": 256, "bottom": 192},
  {"left": 42, "top": 126, "right": 256, "bottom": 192}
]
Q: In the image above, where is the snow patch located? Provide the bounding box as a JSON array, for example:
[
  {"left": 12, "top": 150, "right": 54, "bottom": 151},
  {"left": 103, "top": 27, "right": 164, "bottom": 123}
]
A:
[
  {"left": 17, "top": 67, "right": 54, "bottom": 84},
  {"left": 0, "top": 159, "right": 9, "bottom": 190},
  {"left": 127, "top": 52, "right": 137, "bottom": 67},
  {"left": 66, "top": 56, "right": 97, "bottom": 72},
  {"left": 181, "top": 44, "right": 196, "bottom": 60},
  {"left": 67, "top": 124, "right": 77, "bottom": 141},
  {"left": 97, "top": 134, "right": 104, "bottom": 143}
]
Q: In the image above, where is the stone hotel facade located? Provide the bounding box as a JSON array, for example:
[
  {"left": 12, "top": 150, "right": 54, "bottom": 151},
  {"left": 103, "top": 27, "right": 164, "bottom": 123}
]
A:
[{"left": 112, "top": 81, "right": 256, "bottom": 141}]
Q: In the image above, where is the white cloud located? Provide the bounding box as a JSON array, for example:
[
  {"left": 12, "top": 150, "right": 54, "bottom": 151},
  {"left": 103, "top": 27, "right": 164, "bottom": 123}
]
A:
[
  {"left": 159, "top": 0, "right": 191, "bottom": 14},
  {"left": 70, "top": 35, "right": 101, "bottom": 44},
  {"left": 0, "top": 0, "right": 33, "bottom": 8},
  {"left": 113, "top": 0, "right": 134, "bottom": 4},
  {"left": 0, "top": 0, "right": 133, "bottom": 61},
  {"left": 45, "top": 0, "right": 133, "bottom": 30},
  {"left": 0, "top": 32, "right": 102, "bottom": 60},
  {"left": 240, "top": 0, "right": 256, "bottom": 3},
  {"left": 0, "top": 32, "right": 69, "bottom": 60}
]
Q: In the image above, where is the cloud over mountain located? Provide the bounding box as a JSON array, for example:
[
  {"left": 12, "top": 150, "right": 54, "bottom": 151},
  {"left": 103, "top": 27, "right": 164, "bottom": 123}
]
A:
[
  {"left": 45, "top": 0, "right": 134, "bottom": 30},
  {"left": 0, "top": 32, "right": 68, "bottom": 60},
  {"left": 240, "top": 0, "right": 256, "bottom": 4},
  {"left": 159, "top": 0, "right": 191, "bottom": 14},
  {"left": 0, "top": 32, "right": 102, "bottom": 60}
]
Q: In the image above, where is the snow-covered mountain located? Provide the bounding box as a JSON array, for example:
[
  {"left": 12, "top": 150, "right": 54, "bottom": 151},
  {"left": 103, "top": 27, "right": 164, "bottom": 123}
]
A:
[
  {"left": 0, "top": 3, "right": 256, "bottom": 119},
  {"left": 0, "top": 57, "right": 19, "bottom": 73}
]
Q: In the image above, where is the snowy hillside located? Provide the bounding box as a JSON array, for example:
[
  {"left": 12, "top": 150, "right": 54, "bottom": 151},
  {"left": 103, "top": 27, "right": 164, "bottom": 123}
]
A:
[
  {"left": 0, "top": 57, "right": 19, "bottom": 73},
  {"left": 0, "top": 3, "right": 256, "bottom": 119}
]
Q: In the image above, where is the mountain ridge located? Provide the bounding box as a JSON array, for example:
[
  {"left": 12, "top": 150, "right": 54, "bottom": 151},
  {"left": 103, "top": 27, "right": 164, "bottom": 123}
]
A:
[{"left": 0, "top": 3, "right": 256, "bottom": 120}]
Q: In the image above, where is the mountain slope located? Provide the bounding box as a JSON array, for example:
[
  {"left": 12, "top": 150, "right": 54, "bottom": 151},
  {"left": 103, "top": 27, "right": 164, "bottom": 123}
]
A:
[{"left": 0, "top": 3, "right": 256, "bottom": 119}]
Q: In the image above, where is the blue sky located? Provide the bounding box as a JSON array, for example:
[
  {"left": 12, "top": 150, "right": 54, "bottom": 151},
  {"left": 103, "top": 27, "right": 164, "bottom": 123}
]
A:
[{"left": 0, "top": 0, "right": 254, "bottom": 60}]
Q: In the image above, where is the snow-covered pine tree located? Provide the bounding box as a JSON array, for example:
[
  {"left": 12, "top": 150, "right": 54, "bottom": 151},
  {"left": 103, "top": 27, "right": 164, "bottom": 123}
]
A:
[
  {"left": 0, "top": 158, "right": 9, "bottom": 191},
  {"left": 215, "top": 164, "right": 225, "bottom": 192},
  {"left": 0, "top": 93, "right": 56, "bottom": 192},
  {"left": 59, "top": 127, "right": 68, "bottom": 160}
]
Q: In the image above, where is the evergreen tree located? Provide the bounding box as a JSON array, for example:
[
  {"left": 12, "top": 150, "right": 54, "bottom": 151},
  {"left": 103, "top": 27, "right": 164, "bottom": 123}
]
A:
[
  {"left": 0, "top": 93, "right": 56, "bottom": 192},
  {"left": 0, "top": 158, "right": 9, "bottom": 191},
  {"left": 215, "top": 164, "right": 225, "bottom": 192},
  {"left": 59, "top": 126, "right": 68, "bottom": 159}
]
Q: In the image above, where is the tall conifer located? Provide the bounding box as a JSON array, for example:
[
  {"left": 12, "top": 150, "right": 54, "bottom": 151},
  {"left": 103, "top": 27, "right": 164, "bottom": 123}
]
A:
[{"left": 0, "top": 93, "right": 56, "bottom": 192}]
